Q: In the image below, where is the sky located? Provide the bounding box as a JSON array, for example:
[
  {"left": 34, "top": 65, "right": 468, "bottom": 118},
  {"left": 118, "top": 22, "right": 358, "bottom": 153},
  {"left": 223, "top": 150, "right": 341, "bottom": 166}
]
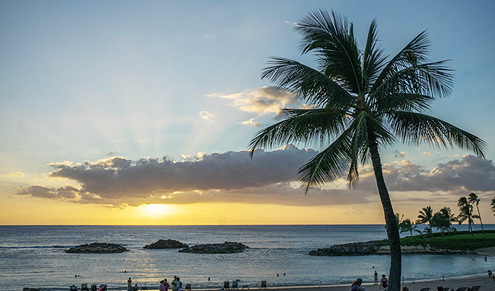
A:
[{"left": 1, "top": 0, "right": 495, "bottom": 225}]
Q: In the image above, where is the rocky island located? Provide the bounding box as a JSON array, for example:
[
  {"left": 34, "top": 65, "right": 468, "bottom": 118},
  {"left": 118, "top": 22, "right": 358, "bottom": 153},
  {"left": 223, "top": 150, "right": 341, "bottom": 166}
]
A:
[
  {"left": 144, "top": 239, "right": 188, "bottom": 249},
  {"left": 309, "top": 240, "right": 477, "bottom": 256},
  {"left": 179, "top": 241, "right": 248, "bottom": 254},
  {"left": 65, "top": 243, "right": 129, "bottom": 253}
]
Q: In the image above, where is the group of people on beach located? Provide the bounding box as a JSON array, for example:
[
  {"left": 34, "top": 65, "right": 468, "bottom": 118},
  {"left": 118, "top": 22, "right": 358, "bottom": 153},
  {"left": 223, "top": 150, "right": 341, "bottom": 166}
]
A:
[
  {"left": 127, "top": 277, "right": 139, "bottom": 291},
  {"left": 160, "top": 276, "right": 183, "bottom": 291},
  {"left": 352, "top": 273, "right": 390, "bottom": 291},
  {"left": 127, "top": 276, "right": 183, "bottom": 291},
  {"left": 352, "top": 274, "right": 412, "bottom": 291}
]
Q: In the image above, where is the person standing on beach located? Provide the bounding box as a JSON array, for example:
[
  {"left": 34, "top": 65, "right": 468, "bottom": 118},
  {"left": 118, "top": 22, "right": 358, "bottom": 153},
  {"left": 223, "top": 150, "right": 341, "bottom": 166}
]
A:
[
  {"left": 351, "top": 278, "right": 365, "bottom": 291},
  {"left": 177, "top": 277, "right": 182, "bottom": 291},
  {"left": 374, "top": 271, "right": 378, "bottom": 284},
  {"left": 127, "top": 278, "right": 132, "bottom": 291},
  {"left": 172, "top": 276, "right": 178, "bottom": 291},
  {"left": 380, "top": 274, "right": 388, "bottom": 291},
  {"left": 164, "top": 278, "right": 170, "bottom": 291}
]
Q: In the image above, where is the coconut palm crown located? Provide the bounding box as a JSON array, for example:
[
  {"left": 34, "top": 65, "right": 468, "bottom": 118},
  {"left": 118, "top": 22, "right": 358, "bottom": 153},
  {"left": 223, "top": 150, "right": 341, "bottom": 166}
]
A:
[{"left": 248, "top": 10, "right": 486, "bottom": 291}]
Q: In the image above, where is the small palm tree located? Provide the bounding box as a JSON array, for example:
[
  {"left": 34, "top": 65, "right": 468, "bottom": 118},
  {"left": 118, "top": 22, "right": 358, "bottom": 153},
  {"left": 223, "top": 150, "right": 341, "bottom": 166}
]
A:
[
  {"left": 468, "top": 193, "right": 484, "bottom": 234},
  {"left": 491, "top": 197, "right": 495, "bottom": 214},
  {"left": 399, "top": 218, "right": 418, "bottom": 237},
  {"left": 416, "top": 206, "right": 434, "bottom": 237},
  {"left": 248, "top": 10, "right": 486, "bottom": 291},
  {"left": 439, "top": 207, "right": 457, "bottom": 236},
  {"left": 457, "top": 197, "right": 478, "bottom": 236}
]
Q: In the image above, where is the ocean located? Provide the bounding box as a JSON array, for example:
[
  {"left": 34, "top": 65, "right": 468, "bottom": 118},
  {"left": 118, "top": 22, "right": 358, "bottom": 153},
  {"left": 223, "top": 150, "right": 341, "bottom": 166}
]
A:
[{"left": 1, "top": 225, "right": 492, "bottom": 291}]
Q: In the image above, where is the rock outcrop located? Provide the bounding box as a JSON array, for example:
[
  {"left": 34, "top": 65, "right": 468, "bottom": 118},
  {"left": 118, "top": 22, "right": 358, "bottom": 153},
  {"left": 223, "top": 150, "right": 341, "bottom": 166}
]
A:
[
  {"left": 179, "top": 241, "right": 248, "bottom": 254},
  {"left": 65, "top": 243, "right": 129, "bottom": 253},
  {"left": 309, "top": 241, "right": 474, "bottom": 256},
  {"left": 309, "top": 241, "right": 379, "bottom": 256},
  {"left": 144, "top": 239, "right": 188, "bottom": 249}
]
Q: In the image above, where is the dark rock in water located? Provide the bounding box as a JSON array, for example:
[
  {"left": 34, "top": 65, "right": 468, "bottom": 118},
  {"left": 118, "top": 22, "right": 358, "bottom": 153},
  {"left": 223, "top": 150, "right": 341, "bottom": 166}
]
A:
[
  {"left": 144, "top": 239, "right": 188, "bottom": 249},
  {"left": 179, "top": 241, "right": 248, "bottom": 254},
  {"left": 23, "top": 288, "right": 40, "bottom": 291},
  {"left": 66, "top": 243, "right": 129, "bottom": 253},
  {"left": 309, "top": 241, "right": 379, "bottom": 256},
  {"left": 309, "top": 241, "right": 474, "bottom": 256}
]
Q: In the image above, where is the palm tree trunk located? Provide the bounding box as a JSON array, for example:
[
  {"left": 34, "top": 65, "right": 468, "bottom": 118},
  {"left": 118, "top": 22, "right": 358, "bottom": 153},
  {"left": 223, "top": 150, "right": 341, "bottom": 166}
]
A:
[
  {"left": 369, "top": 131, "right": 401, "bottom": 291},
  {"left": 476, "top": 204, "right": 485, "bottom": 234},
  {"left": 468, "top": 214, "right": 473, "bottom": 236}
]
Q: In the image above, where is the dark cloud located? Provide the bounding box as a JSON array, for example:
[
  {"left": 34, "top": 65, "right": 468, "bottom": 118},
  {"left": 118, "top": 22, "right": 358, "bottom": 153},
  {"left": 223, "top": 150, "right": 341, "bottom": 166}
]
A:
[
  {"left": 47, "top": 145, "right": 315, "bottom": 196},
  {"left": 161, "top": 184, "right": 374, "bottom": 206},
  {"left": 16, "top": 148, "right": 495, "bottom": 207},
  {"left": 357, "top": 154, "right": 495, "bottom": 193},
  {"left": 18, "top": 145, "right": 325, "bottom": 205}
]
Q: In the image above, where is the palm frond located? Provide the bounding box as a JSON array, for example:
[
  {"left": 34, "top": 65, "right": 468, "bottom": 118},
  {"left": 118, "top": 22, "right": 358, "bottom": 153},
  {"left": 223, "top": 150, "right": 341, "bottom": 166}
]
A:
[
  {"left": 262, "top": 57, "right": 354, "bottom": 107},
  {"left": 248, "top": 108, "right": 348, "bottom": 157},
  {"left": 296, "top": 10, "right": 363, "bottom": 93},
  {"left": 362, "top": 19, "right": 387, "bottom": 92},
  {"left": 372, "top": 61, "right": 454, "bottom": 105},
  {"left": 372, "top": 30, "right": 431, "bottom": 92},
  {"left": 389, "top": 111, "right": 486, "bottom": 158},
  {"left": 298, "top": 128, "right": 353, "bottom": 192},
  {"left": 373, "top": 92, "right": 434, "bottom": 114}
]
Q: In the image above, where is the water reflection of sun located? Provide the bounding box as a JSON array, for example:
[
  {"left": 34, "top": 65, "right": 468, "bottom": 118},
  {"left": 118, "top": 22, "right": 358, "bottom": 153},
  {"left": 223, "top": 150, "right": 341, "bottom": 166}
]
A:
[{"left": 138, "top": 204, "right": 174, "bottom": 217}]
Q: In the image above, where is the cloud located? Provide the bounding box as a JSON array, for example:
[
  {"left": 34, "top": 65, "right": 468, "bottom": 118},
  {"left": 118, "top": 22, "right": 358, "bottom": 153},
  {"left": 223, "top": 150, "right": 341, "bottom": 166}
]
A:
[
  {"left": 17, "top": 146, "right": 320, "bottom": 206},
  {"left": 3, "top": 172, "right": 25, "bottom": 177},
  {"left": 239, "top": 118, "right": 261, "bottom": 126},
  {"left": 357, "top": 154, "right": 495, "bottom": 193},
  {"left": 16, "top": 149, "right": 495, "bottom": 208},
  {"left": 199, "top": 111, "right": 214, "bottom": 121},
  {"left": 16, "top": 185, "right": 103, "bottom": 203},
  {"left": 208, "top": 86, "right": 298, "bottom": 115}
]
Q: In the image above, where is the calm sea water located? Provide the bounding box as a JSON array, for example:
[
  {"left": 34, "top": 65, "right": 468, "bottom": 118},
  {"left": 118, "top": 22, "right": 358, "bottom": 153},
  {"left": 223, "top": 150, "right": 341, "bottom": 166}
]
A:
[{"left": 1, "top": 225, "right": 493, "bottom": 291}]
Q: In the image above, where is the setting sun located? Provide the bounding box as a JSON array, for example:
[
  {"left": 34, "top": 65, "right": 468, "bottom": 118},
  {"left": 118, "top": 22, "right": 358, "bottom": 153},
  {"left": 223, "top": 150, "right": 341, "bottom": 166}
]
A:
[{"left": 138, "top": 204, "right": 175, "bottom": 218}]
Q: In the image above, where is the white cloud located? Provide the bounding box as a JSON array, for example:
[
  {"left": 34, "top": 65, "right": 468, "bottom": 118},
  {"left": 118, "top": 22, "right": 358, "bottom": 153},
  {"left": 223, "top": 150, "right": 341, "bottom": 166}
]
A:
[
  {"left": 239, "top": 118, "right": 261, "bottom": 126},
  {"left": 199, "top": 111, "right": 214, "bottom": 121},
  {"left": 208, "top": 86, "right": 298, "bottom": 115},
  {"left": 3, "top": 172, "right": 25, "bottom": 177}
]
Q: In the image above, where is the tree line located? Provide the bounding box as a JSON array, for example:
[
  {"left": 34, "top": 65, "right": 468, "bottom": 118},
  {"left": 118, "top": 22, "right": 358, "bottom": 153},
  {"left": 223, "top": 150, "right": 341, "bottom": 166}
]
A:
[{"left": 397, "top": 193, "right": 494, "bottom": 237}]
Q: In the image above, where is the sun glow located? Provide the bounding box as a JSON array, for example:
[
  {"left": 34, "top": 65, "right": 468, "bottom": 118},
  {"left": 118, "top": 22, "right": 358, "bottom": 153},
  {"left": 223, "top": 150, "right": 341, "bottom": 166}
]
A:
[{"left": 138, "top": 204, "right": 175, "bottom": 217}]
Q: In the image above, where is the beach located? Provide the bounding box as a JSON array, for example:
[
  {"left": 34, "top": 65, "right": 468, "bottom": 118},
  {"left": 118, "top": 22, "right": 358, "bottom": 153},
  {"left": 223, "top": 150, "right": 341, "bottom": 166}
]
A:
[{"left": 119, "top": 274, "right": 494, "bottom": 291}]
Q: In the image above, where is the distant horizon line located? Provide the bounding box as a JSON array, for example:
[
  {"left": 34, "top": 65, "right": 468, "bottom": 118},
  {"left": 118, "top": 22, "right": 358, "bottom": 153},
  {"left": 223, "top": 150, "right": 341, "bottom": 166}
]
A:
[{"left": 0, "top": 223, "right": 389, "bottom": 226}]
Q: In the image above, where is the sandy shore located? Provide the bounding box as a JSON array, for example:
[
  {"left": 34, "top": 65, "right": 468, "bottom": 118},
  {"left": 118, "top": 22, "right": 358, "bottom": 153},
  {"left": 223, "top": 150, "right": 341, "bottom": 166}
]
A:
[
  {"left": 132, "top": 274, "right": 494, "bottom": 291},
  {"left": 238, "top": 274, "right": 494, "bottom": 291}
]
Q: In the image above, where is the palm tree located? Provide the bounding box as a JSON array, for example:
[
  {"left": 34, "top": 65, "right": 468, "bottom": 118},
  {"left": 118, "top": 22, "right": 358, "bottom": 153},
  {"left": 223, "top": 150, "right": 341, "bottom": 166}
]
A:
[
  {"left": 439, "top": 207, "right": 457, "bottom": 236},
  {"left": 416, "top": 206, "right": 434, "bottom": 237},
  {"left": 432, "top": 207, "right": 456, "bottom": 236},
  {"left": 457, "top": 196, "right": 478, "bottom": 236},
  {"left": 491, "top": 197, "right": 495, "bottom": 214},
  {"left": 248, "top": 10, "right": 486, "bottom": 291},
  {"left": 468, "top": 192, "right": 484, "bottom": 234},
  {"left": 399, "top": 218, "right": 418, "bottom": 237}
]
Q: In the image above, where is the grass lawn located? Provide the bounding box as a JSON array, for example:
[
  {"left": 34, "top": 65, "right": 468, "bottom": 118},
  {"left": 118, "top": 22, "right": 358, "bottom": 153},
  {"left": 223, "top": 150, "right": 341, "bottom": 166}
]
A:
[{"left": 398, "top": 230, "right": 495, "bottom": 250}]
